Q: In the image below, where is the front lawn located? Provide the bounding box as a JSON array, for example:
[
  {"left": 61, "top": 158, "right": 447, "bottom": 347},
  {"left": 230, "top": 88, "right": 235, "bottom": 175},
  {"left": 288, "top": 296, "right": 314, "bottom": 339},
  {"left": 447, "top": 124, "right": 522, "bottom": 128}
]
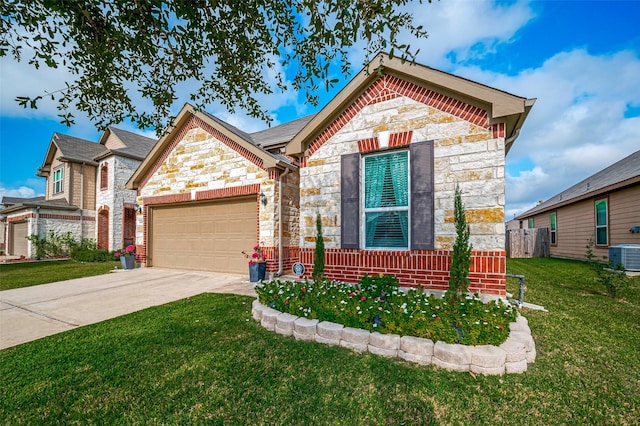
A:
[
  {"left": 0, "top": 260, "right": 120, "bottom": 291},
  {"left": 1, "top": 258, "right": 638, "bottom": 424}
]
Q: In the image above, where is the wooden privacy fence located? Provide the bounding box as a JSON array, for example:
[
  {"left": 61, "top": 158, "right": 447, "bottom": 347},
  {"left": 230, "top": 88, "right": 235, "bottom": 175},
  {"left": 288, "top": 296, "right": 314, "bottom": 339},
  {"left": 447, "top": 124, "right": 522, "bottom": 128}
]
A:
[{"left": 506, "top": 228, "right": 550, "bottom": 258}]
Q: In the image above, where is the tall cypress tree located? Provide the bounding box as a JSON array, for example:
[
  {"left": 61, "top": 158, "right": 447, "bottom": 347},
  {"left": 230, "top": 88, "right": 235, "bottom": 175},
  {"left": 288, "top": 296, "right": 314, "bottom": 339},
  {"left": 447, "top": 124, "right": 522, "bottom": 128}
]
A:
[
  {"left": 448, "top": 184, "right": 472, "bottom": 302},
  {"left": 312, "top": 212, "right": 325, "bottom": 281}
]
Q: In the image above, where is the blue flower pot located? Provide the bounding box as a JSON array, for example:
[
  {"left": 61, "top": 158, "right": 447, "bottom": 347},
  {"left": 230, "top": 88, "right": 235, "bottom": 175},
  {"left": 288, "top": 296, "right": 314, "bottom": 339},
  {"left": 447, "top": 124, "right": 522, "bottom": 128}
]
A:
[
  {"left": 120, "top": 256, "right": 135, "bottom": 270},
  {"left": 249, "top": 262, "right": 267, "bottom": 282}
]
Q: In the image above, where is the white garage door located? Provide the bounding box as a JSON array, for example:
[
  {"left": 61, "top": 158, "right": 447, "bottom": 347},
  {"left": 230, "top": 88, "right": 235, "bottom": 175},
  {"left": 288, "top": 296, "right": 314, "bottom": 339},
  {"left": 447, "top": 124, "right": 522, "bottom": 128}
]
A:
[
  {"left": 149, "top": 197, "right": 257, "bottom": 274},
  {"left": 11, "top": 222, "right": 28, "bottom": 256}
]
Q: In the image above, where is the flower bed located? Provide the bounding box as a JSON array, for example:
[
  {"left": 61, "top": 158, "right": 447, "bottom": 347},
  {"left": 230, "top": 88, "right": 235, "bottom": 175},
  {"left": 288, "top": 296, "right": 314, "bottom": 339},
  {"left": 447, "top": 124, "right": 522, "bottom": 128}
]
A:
[
  {"left": 255, "top": 275, "right": 516, "bottom": 346},
  {"left": 253, "top": 275, "right": 536, "bottom": 374},
  {"left": 252, "top": 299, "right": 536, "bottom": 375}
]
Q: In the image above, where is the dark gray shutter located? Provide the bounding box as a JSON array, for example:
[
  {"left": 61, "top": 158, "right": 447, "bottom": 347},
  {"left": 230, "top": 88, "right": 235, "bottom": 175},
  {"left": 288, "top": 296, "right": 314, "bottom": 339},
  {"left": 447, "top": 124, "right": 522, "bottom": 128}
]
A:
[
  {"left": 410, "top": 140, "right": 434, "bottom": 250},
  {"left": 341, "top": 153, "right": 360, "bottom": 248}
]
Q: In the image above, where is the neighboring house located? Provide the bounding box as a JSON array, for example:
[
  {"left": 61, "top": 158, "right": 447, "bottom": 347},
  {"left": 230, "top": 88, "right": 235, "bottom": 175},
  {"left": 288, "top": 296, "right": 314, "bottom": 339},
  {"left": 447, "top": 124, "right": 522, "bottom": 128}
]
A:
[
  {"left": 1, "top": 128, "right": 155, "bottom": 257},
  {"left": 515, "top": 149, "right": 640, "bottom": 261},
  {"left": 128, "top": 53, "right": 535, "bottom": 297}
]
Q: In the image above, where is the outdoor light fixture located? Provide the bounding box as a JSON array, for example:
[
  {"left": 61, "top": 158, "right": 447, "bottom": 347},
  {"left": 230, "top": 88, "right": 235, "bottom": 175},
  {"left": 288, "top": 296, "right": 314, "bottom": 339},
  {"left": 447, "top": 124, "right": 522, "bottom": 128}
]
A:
[
  {"left": 260, "top": 192, "right": 267, "bottom": 206},
  {"left": 134, "top": 203, "right": 142, "bottom": 213}
]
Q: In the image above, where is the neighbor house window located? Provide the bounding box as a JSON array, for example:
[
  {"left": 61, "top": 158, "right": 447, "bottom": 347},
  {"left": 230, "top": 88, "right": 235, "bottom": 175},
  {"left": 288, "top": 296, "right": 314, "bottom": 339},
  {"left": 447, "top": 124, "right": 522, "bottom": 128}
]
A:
[
  {"left": 550, "top": 212, "right": 557, "bottom": 245},
  {"left": 341, "top": 140, "right": 434, "bottom": 251},
  {"left": 363, "top": 150, "right": 409, "bottom": 249},
  {"left": 528, "top": 218, "right": 534, "bottom": 228},
  {"left": 100, "top": 164, "right": 108, "bottom": 191},
  {"left": 53, "top": 167, "right": 64, "bottom": 194},
  {"left": 595, "top": 199, "right": 608, "bottom": 245}
]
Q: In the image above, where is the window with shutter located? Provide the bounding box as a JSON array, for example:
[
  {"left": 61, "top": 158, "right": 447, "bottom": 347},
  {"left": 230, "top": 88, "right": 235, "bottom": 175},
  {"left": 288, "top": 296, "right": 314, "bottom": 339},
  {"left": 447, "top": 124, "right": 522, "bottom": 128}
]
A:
[{"left": 340, "top": 140, "right": 434, "bottom": 251}]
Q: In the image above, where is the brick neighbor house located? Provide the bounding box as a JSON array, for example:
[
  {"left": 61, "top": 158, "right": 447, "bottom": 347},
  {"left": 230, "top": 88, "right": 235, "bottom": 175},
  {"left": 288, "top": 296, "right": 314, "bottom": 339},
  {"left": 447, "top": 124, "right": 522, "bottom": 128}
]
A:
[
  {"left": 1, "top": 128, "right": 155, "bottom": 257},
  {"left": 127, "top": 53, "right": 535, "bottom": 297}
]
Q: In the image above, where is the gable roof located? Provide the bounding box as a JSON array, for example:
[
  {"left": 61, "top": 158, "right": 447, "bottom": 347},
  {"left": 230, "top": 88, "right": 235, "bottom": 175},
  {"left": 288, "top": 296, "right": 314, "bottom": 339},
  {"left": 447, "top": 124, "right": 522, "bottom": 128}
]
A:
[
  {"left": 40, "top": 133, "right": 108, "bottom": 170},
  {"left": 250, "top": 114, "right": 316, "bottom": 149},
  {"left": 95, "top": 126, "right": 157, "bottom": 161},
  {"left": 516, "top": 149, "right": 640, "bottom": 218},
  {"left": 127, "top": 104, "right": 298, "bottom": 190},
  {"left": 0, "top": 197, "right": 78, "bottom": 215},
  {"left": 286, "top": 52, "right": 535, "bottom": 156}
]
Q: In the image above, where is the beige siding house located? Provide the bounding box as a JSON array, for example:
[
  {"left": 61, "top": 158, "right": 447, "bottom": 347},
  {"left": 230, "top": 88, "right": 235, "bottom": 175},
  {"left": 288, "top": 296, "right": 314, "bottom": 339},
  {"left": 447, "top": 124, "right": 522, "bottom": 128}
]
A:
[
  {"left": 128, "top": 53, "right": 535, "bottom": 297},
  {"left": 515, "top": 149, "right": 640, "bottom": 261}
]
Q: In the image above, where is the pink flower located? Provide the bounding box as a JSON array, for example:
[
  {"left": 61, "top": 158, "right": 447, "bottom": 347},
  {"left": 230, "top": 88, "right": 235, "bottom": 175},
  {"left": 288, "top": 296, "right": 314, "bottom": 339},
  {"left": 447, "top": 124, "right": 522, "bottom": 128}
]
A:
[
  {"left": 114, "top": 252, "right": 120, "bottom": 257},
  {"left": 252, "top": 252, "right": 259, "bottom": 258},
  {"left": 126, "top": 245, "right": 135, "bottom": 252},
  {"left": 361, "top": 296, "right": 367, "bottom": 301}
]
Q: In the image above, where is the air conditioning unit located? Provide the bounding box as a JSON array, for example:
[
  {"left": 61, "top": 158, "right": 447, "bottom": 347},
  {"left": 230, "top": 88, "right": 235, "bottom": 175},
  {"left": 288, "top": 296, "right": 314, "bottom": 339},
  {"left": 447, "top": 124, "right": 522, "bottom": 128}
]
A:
[{"left": 608, "top": 244, "right": 640, "bottom": 271}]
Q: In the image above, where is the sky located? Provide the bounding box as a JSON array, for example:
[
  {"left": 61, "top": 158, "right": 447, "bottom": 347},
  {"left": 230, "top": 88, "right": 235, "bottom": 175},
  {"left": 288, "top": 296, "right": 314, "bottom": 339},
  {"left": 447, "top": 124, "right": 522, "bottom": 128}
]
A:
[{"left": 1, "top": 0, "right": 639, "bottom": 220}]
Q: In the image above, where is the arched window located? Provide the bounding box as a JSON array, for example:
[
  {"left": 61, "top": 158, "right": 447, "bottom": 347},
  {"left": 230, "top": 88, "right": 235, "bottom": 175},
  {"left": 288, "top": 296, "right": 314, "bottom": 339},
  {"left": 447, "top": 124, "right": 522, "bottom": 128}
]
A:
[{"left": 100, "top": 164, "right": 108, "bottom": 191}]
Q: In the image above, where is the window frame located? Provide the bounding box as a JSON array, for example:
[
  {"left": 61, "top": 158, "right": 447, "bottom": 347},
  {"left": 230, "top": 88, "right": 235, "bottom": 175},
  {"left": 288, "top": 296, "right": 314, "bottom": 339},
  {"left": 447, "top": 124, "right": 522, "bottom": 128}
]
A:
[
  {"left": 595, "top": 198, "right": 608, "bottom": 246},
  {"left": 550, "top": 212, "right": 557, "bottom": 246},
  {"left": 360, "top": 149, "right": 410, "bottom": 250},
  {"left": 100, "top": 163, "right": 108, "bottom": 191},
  {"left": 53, "top": 166, "right": 64, "bottom": 194}
]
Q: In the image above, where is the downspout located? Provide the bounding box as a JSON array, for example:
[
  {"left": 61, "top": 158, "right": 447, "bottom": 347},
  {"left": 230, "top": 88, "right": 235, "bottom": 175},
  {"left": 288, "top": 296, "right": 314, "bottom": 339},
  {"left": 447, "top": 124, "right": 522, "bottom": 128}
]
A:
[
  {"left": 274, "top": 168, "right": 291, "bottom": 277},
  {"left": 34, "top": 206, "right": 40, "bottom": 258},
  {"left": 79, "top": 162, "right": 85, "bottom": 239}
]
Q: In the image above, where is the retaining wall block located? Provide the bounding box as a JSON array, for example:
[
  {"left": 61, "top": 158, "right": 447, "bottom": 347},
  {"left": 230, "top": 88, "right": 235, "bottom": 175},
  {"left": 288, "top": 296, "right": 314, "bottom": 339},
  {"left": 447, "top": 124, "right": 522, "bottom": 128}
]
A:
[
  {"left": 252, "top": 300, "right": 266, "bottom": 321},
  {"left": 342, "top": 327, "right": 370, "bottom": 345},
  {"left": 260, "top": 308, "right": 280, "bottom": 331},
  {"left": 508, "top": 331, "right": 535, "bottom": 352},
  {"left": 433, "top": 341, "right": 473, "bottom": 365},
  {"left": 470, "top": 364, "right": 505, "bottom": 375},
  {"left": 509, "top": 316, "right": 530, "bottom": 333},
  {"left": 275, "top": 313, "right": 299, "bottom": 336},
  {"left": 317, "top": 321, "right": 344, "bottom": 340},
  {"left": 499, "top": 339, "right": 527, "bottom": 363},
  {"left": 369, "top": 332, "right": 401, "bottom": 350},
  {"left": 293, "top": 318, "right": 319, "bottom": 341},
  {"left": 471, "top": 345, "right": 507, "bottom": 369},
  {"left": 526, "top": 346, "right": 537, "bottom": 363},
  {"left": 316, "top": 334, "right": 341, "bottom": 346},
  {"left": 432, "top": 357, "right": 471, "bottom": 372},
  {"left": 400, "top": 336, "right": 435, "bottom": 356},
  {"left": 368, "top": 345, "right": 398, "bottom": 358},
  {"left": 398, "top": 351, "right": 432, "bottom": 365},
  {"left": 505, "top": 359, "right": 528, "bottom": 374},
  {"left": 340, "top": 340, "right": 368, "bottom": 353}
]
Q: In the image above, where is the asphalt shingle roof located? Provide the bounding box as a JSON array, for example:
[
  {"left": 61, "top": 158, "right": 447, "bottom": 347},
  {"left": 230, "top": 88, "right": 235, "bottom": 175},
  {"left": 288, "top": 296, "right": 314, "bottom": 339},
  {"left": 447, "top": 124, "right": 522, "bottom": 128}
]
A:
[
  {"left": 517, "top": 149, "right": 640, "bottom": 218},
  {"left": 107, "top": 127, "right": 157, "bottom": 160},
  {"left": 250, "top": 114, "right": 316, "bottom": 148},
  {"left": 53, "top": 133, "right": 108, "bottom": 163}
]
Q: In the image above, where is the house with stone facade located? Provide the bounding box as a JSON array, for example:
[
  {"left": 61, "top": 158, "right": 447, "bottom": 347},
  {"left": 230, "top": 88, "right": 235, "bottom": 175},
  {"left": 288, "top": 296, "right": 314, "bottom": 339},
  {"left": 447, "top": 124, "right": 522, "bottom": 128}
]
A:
[
  {"left": 1, "top": 128, "right": 155, "bottom": 257},
  {"left": 127, "top": 53, "right": 535, "bottom": 297}
]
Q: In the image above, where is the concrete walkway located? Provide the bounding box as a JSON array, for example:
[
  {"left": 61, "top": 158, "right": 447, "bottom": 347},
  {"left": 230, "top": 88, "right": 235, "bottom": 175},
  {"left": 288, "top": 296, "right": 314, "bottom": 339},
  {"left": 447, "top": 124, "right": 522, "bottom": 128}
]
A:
[{"left": 0, "top": 268, "right": 257, "bottom": 350}]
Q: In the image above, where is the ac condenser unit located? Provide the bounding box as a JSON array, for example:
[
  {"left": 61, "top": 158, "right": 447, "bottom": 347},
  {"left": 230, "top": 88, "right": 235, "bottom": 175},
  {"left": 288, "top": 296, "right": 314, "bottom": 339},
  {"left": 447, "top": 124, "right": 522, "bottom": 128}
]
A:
[{"left": 608, "top": 244, "right": 640, "bottom": 272}]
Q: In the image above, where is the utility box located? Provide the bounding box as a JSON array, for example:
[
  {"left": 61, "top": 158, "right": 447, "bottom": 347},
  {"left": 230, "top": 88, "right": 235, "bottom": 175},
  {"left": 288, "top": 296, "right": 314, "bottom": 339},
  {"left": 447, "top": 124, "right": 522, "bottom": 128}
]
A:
[{"left": 608, "top": 244, "right": 640, "bottom": 271}]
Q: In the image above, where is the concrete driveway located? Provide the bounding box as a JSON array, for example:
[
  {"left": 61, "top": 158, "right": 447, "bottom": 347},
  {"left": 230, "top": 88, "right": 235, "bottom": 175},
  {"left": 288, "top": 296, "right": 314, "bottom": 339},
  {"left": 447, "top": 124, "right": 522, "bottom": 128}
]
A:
[{"left": 0, "top": 268, "right": 257, "bottom": 350}]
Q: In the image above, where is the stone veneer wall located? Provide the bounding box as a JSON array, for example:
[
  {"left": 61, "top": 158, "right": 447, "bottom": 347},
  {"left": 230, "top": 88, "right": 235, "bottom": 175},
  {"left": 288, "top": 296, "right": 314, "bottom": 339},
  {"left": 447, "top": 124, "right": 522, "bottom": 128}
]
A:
[
  {"left": 135, "top": 120, "right": 288, "bottom": 267},
  {"left": 252, "top": 299, "right": 536, "bottom": 375},
  {"left": 5, "top": 209, "right": 95, "bottom": 257},
  {"left": 96, "top": 156, "right": 141, "bottom": 250},
  {"left": 298, "top": 75, "right": 508, "bottom": 295}
]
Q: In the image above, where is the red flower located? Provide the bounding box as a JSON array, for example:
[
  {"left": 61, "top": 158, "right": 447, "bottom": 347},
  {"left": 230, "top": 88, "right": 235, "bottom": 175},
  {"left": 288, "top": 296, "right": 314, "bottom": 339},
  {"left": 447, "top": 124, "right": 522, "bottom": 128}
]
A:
[
  {"left": 301, "top": 287, "right": 306, "bottom": 293},
  {"left": 436, "top": 317, "right": 441, "bottom": 321},
  {"left": 361, "top": 296, "right": 367, "bottom": 301},
  {"left": 445, "top": 310, "right": 449, "bottom": 314},
  {"left": 284, "top": 300, "right": 289, "bottom": 305},
  {"left": 349, "top": 292, "right": 356, "bottom": 297},
  {"left": 273, "top": 294, "right": 277, "bottom": 298}
]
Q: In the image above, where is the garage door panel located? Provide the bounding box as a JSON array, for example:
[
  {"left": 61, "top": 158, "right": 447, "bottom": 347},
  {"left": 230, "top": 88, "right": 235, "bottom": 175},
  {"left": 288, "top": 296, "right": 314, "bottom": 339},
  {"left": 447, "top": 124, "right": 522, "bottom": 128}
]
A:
[
  {"left": 150, "top": 197, "right": 256, "bottom": 274},
  {"left": 12, "top": 222, "right": 28, "bottom": 256}
]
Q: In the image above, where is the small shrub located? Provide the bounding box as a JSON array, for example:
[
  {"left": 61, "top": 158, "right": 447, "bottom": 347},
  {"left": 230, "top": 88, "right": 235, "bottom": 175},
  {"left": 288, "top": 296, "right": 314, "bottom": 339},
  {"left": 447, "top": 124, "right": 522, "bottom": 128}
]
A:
[
  {"left": 70, "top": 239, "right": 112, "bottom": 262},
  {"left": 585, "top": 238, "right": 628, "bottom": 297},
  {"left": 312, "top": 212, "right": 325, "bottom": 280}
]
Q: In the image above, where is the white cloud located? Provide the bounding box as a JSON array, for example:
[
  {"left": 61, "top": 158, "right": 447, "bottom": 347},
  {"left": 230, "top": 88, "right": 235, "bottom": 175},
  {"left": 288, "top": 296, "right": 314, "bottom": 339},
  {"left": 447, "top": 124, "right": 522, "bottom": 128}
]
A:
[{"left": 0, "top": 185, "right": 42, "bottom": 200}]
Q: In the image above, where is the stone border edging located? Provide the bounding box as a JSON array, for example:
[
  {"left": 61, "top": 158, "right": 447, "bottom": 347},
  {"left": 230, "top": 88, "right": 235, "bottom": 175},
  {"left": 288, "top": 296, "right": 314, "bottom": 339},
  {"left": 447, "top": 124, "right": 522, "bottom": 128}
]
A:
[{"left": 252, "top": 299, "right": 536, "bottom": 375}]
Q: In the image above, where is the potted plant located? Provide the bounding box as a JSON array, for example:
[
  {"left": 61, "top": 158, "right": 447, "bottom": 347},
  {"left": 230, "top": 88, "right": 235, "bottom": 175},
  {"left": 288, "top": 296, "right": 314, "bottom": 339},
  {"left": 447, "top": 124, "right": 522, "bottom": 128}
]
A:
[
  {"left": 243, "top": 243, "right": 267, "bottom": 282},
  {"left": 114, "top": 245, "right": 136, "bottom": 270}
]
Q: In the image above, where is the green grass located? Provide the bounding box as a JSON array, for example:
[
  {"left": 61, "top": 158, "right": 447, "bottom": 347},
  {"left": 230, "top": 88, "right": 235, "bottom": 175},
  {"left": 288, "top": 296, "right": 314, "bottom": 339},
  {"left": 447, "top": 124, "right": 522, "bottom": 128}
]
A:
[
  {"left": 0, "top": 260, "right": 120, "bottom": 291},
  {"left": 1, "top": 258, "right": 639, "bottom": 424}
]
